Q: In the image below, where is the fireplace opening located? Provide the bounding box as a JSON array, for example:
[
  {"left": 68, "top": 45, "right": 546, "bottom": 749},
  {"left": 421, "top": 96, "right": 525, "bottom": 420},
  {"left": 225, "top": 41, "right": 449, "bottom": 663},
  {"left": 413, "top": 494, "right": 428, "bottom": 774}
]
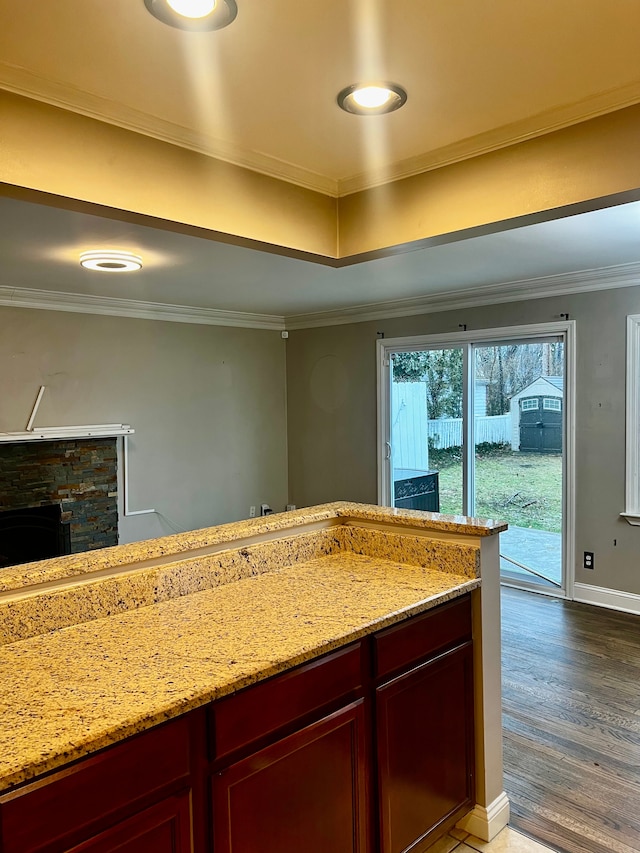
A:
[{"left": 0, "top": 505, "right": 72, "bottom": 569}]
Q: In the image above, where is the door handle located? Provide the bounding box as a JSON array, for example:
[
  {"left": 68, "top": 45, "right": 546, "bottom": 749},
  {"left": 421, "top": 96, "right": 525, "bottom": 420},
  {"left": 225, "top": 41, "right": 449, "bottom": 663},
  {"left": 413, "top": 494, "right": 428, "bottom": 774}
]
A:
[{"left": 385, "top": 441, "right": 392, "bottom": 460}]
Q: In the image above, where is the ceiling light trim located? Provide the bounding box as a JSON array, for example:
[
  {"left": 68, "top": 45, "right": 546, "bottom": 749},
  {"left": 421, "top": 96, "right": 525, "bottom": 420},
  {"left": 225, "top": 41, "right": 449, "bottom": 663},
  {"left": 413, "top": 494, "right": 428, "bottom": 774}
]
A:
[
  {"left": 284, "top": 262, "right": 640, "bottom": 329},
  {"left": 144, "top": 0, "right": 238, "bottom": 31},
  {"left": 0, "top": 286, "right": 285, "bottom": 330},
  {"left": 337, "top": 83, "right": 407, "bottom": 116}
]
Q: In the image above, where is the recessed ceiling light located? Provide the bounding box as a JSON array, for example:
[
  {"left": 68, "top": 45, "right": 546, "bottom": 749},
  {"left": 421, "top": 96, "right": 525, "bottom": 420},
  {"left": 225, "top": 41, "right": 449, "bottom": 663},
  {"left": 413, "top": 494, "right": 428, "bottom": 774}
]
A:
[
  {"left": 80, "top": 251, "right": 143, "bottom": 272},
  {"left": 144, "top": 0, "right": 237, "bottom": 30},
  {"left": 337, "top": 83, "right": 407, "bottom": 116},
  {"left": 167, "top": 0, "right": 215, "bottom": 17}
]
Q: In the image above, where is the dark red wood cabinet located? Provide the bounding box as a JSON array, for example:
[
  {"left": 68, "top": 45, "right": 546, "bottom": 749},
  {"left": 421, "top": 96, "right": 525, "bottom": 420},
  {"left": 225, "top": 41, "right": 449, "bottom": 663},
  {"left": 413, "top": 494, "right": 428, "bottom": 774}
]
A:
[
  {"left": 374, "top": 595, "right": 475, "bottom": 853},
  {"left": 212, "top": 700, "right": 369, "bottom": 853},
  {"left": 376, "top": 644, "right": 475, "bottom": 853},
  {"left": 0, "top": 710, "right": 208, "bottom": 853},
  {"left": 0, "top": 594, "right": 474, "bottom": 853},
  {"left": 66, "top": 793, "right": 193, "bottom": 853}
]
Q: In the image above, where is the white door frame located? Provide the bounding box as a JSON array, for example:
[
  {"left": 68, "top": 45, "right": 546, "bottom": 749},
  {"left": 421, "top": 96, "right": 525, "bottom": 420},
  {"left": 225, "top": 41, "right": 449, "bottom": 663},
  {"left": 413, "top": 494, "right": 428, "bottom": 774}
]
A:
[{"left": 376, "top": 321, "right": 576, "bottom": 600}]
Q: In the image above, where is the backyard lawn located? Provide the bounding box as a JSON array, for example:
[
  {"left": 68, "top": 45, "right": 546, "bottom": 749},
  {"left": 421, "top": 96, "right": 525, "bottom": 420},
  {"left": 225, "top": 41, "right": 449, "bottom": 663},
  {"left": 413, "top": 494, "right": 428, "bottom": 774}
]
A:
[{"left": 432, "top": 447, "right": 562, "bottom": 533}]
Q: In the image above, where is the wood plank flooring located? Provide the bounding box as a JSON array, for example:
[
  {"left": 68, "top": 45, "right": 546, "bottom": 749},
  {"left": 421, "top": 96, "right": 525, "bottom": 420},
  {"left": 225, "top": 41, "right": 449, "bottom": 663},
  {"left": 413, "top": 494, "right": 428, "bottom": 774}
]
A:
[{"left": 501, "top": 588, "right": 640, "bottom": 853}]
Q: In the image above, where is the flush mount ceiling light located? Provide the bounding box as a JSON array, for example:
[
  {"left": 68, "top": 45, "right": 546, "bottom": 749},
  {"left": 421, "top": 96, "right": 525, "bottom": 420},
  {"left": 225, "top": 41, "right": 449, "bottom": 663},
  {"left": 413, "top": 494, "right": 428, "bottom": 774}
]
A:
[
  {"left": 337, "top": 82, "right": 407, "bottom": 115},
  {"left": 80, "top": 251, "right": 143, "bottom": 272},
  {"left": 144, "top": 0, "right": 237, "bottom": 31}
]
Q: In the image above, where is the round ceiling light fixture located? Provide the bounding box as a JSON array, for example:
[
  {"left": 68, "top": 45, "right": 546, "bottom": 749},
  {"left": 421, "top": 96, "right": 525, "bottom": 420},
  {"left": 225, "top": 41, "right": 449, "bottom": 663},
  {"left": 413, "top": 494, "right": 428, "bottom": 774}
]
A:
[
  {"left": 337, "top": 82, "right": 407, "bottom": 115},
  {"left": 80, "top": 251, "right": 143, "bottom": 273},
  {"left": 144, "top": 0, "right": 237, "bottom": 30}
]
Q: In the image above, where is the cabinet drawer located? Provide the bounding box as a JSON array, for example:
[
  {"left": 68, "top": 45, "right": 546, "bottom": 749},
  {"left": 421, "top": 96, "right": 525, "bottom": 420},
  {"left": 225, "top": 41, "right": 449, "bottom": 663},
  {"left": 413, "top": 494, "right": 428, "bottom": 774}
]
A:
[
  {"left": 374, "top": 594, "right": 471, "bottom": 681},
  {"left": 212, "top": 642, "right": 363, "bottom": 761},
  {"left": 0, "top": 715, "right": 194, "bottom": 853}
]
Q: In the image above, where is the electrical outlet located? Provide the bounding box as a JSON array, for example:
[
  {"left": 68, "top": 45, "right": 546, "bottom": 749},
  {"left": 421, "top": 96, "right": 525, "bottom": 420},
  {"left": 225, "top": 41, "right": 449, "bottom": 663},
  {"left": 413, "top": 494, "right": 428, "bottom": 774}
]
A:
[
  {"left": 249, "top": 506, "right": 256, "bottom": 518},
  {"left": 286, "top": 504, "right": 296, "bottom": 511},
  {"left": 583, "top": 551, "right": 594, "bottom": 570},
  {"left": 261, "top": 504, "right": 273, "bottom": 516}
]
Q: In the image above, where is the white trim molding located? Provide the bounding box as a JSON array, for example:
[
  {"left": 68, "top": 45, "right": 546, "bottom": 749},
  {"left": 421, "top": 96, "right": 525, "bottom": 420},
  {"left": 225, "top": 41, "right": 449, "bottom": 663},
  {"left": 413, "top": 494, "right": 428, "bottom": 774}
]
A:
[
  {"left": 0, "top": 62, "right": 338, "bottom": 197},
  {"left": 285, "top": 262, "right": 640, "bottom": 330},
  {"left": 623, "top": 314, "right": 640, "bottom": 525},
  {"left": 574, "top": 583, "right": 640, "bottom": 616},
  {"left": 4, "top": 61, "right": 640, "bottom": 198},
  {"left": 456, "top": 792, "right": 510, "bottom": 843},
  {"left": 0, "top": 286, "right": 285, "bottom": 331},
  {"left": 0, "top": 424, "right": 134, "bottom": 444}
]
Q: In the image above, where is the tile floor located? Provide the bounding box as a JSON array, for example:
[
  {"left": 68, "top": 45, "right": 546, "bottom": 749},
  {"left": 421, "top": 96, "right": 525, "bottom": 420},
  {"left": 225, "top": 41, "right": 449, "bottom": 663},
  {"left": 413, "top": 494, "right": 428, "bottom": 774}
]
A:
[{"left": 429, "top": 826, "right": 557, "bottom": 853}]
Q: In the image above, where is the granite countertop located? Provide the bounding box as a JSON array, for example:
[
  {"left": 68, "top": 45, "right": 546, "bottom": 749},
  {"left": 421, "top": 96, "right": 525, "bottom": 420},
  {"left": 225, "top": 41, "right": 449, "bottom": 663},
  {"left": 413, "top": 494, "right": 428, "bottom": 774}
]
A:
[
  {"left": 0, "top": 501, "right": 506, "bottom": 593},
  {"left": 0, "top": 550, "right": 478, "bottom": 794}
]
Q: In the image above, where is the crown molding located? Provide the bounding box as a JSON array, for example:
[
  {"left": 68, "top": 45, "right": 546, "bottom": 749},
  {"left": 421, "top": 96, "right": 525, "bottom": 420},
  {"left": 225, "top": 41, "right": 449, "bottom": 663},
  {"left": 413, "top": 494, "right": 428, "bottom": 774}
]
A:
[
  {"left": 284, "top": 262, "right": 640, "bottom": 329},
  {"left": 0, "top": 63, "right": 338, "bottom": 197},
  {"left": 1, "top": 264, "right": 639, "bottom": 333},
  {"left": 0, "top": 285, "right": 285, "bottom": 330},
  {"left": 3, "top": 61, "right": 640, "bottom": 199},
  {"left": 337, "top": 80, "right": 640, "bottom": 196}
]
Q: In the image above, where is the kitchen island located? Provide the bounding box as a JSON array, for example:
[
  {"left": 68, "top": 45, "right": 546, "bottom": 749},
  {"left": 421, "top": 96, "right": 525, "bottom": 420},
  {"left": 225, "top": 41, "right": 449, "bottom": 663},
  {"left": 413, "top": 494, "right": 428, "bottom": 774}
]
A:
[{"left": 0, "top": 502, "right": 509, "bottom": 852}]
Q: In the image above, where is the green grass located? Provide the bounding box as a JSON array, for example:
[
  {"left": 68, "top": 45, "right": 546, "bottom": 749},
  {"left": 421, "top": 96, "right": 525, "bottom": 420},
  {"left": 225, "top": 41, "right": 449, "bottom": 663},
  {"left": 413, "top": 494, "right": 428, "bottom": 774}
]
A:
[{"left": 431, "top": 448, "right": 562, "bottom": 533}]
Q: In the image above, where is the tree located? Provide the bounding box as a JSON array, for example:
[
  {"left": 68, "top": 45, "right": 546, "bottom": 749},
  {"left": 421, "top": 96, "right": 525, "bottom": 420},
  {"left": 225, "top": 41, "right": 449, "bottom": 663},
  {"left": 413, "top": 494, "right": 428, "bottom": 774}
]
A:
[{"left": 393, "top": 349, "right": 463, "bottom": 418}]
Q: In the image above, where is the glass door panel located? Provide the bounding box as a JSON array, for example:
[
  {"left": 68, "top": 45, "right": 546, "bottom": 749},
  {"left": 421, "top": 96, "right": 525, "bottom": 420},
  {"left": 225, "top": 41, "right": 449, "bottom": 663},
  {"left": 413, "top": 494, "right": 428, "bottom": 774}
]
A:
[
  {"left": 390, "top": 348, "right": 464, "bottom": 516},
  {"left": 472, "top": 341, "right": 564, "bottom": 591}
]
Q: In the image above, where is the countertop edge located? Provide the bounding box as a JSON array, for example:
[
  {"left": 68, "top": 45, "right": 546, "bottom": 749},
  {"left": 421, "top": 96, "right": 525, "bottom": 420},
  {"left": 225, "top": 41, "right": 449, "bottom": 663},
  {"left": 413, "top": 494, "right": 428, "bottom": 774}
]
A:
[{"left": 0, "top": 501, "right": 506, "bottom": 593}]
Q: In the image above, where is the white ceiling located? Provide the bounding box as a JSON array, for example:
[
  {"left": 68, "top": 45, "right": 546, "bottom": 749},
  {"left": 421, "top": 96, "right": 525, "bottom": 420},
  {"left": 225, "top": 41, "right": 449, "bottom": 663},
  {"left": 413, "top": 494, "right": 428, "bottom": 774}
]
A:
[
  {"left": 1, "top": 196, "right": 639, "bottom": 321},
  {"left": 1, "top": 1, "right": 640, "bottom": 322}
]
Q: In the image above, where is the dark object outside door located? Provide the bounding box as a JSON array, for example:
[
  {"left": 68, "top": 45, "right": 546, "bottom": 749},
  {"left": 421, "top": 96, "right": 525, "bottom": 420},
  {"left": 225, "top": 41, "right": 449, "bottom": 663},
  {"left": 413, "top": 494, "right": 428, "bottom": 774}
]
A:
[
  {"left": 519, "top": 396, "right": 562, "bottom": 453},
  {"left": 393, "top": 470, "right": 440, "bottom": 512}
]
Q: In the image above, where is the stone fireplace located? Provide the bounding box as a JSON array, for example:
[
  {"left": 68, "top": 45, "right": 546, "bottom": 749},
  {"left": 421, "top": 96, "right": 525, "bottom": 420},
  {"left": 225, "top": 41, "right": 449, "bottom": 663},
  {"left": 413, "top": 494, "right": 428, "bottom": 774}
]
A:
[{"left": 0, "top": 438, "right": 118, "bottom": 568}]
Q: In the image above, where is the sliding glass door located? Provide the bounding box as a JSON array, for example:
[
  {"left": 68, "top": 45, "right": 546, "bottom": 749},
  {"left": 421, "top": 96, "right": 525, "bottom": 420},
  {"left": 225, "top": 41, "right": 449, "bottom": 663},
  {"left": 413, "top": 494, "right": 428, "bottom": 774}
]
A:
[{"left": 379, "top": 324, "right": 573, "bottom": 596}]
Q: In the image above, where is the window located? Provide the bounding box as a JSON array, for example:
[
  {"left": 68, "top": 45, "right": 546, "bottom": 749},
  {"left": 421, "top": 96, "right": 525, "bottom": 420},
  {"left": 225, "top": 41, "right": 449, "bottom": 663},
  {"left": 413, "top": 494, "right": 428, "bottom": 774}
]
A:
[
  {"left": 521, "top": 398, "right": 539, "bottom": 411},
  {"left": 543, "top": 398, "right": 562, "bottom": 411},
  {"left": 624, "top": 315, "right": 640, "bottom": 525}
]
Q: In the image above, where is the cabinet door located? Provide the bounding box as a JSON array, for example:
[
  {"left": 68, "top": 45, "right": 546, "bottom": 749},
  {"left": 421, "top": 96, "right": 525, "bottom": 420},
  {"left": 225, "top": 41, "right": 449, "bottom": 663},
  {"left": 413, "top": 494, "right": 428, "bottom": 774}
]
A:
[
  {"left": 212, "top": 699, "right": 370, "bottom": 853},
  {"left": 377, "top": 643, "right": 474, "bottom": 853},
  {"left": 0, "top": 714, "right": 199, "bottom": 853},
  {"left": 66, "top": 792, "right": 192, "bottom": 853}
]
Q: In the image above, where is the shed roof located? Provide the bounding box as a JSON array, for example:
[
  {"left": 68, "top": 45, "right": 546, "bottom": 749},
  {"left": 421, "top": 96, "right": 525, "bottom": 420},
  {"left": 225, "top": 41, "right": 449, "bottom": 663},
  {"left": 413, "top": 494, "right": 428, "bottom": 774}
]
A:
[{"left": 510, "top": 375, "right": 564, "bottom": 400}]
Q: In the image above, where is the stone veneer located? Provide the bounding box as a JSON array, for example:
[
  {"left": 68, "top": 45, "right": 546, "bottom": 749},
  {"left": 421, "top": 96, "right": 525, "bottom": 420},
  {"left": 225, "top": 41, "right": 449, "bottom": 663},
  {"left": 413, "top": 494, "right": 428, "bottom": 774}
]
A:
[{"left": 0, "top": 438, "right": 118, "bottom": 554}]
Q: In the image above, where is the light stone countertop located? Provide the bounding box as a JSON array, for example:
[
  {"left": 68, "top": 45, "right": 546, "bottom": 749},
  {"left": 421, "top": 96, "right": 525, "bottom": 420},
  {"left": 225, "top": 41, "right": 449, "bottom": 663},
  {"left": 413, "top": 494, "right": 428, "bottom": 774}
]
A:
[
  {"left": 0, "top": 501, "right": 506, "bottom": 593},
  {"left": 0, "top": 551, "right": 479, "bottom": 794}
]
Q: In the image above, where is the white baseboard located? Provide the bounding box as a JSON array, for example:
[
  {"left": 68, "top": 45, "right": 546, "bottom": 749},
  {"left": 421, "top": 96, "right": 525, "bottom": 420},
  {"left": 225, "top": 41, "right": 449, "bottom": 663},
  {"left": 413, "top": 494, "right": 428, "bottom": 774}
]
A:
[
  {"left": 456, "top": 791, "right": 510, "bottom": 842},
  {"left": 573, "top": 582, "right": 640, "bottom": 616}
]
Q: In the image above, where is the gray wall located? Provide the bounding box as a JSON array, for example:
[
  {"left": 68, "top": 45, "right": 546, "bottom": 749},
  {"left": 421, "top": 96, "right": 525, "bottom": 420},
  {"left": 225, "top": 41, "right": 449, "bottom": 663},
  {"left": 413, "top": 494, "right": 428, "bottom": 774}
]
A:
[
  {"left": 0, "top": 307, "right": 288, "bottom": 543},
  {"left": 286, "top": 286, "right": 640, "bottom": 595}
]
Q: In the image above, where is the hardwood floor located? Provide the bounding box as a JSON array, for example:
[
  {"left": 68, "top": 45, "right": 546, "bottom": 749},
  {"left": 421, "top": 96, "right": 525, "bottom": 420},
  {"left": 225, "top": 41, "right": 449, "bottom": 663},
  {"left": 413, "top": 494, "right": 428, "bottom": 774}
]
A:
[{"left": 501, "top": 587, "right": 640, "bottom": 853}]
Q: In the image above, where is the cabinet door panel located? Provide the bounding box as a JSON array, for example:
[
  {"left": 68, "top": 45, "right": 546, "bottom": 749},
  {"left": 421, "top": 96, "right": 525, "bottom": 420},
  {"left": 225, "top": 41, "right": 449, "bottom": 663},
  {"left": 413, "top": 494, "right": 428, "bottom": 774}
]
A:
[
  {"left": 213, "top": 700, "right": 369, "bottom": 853},
  {"left": 0, "top": 716, "right": 194, "bottom": 853},
  {"left": 66, "top": 792, "right": 192, "bottom": 853},
  {"left": 377, "top": 644, "right": 474, "bottom": 853}
]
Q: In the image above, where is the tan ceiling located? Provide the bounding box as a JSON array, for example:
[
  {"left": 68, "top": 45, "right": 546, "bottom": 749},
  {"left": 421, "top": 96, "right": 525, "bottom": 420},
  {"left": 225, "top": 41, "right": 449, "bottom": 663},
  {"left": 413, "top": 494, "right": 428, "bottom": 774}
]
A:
[
  {"left": 2, "top": 1, "right": 640, "bottom": 323},
  {"left": 2, "top": 0, "right": 640, "bottom": 196}
]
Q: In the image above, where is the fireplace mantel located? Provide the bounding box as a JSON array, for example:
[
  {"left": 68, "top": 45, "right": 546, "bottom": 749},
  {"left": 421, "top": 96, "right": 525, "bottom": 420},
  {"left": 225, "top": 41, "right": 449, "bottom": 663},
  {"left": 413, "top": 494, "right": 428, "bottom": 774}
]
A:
[{"left": 0, "top": 424, "right": 134, "bottom": 444}]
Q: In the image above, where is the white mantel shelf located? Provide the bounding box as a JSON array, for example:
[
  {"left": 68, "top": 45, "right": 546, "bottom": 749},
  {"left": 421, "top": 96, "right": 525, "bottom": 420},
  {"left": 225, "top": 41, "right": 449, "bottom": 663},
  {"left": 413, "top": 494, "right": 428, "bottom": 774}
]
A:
[{"left": 0, "top": 425, "right": 134, "bottom": 444}]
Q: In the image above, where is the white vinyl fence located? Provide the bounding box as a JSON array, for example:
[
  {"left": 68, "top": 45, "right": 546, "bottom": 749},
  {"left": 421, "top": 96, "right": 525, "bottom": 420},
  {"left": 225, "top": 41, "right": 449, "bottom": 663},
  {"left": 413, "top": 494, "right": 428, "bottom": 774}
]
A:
[{"left": 427, "top": 414, "right": 511, "bottom": 449}]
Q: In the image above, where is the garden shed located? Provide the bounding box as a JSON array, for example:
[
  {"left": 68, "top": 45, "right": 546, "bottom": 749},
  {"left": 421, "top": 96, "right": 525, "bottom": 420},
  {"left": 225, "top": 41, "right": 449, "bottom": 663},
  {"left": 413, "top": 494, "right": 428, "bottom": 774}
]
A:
[{"left": 509, "top": 376, "right": 563, "bottom": 452}]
